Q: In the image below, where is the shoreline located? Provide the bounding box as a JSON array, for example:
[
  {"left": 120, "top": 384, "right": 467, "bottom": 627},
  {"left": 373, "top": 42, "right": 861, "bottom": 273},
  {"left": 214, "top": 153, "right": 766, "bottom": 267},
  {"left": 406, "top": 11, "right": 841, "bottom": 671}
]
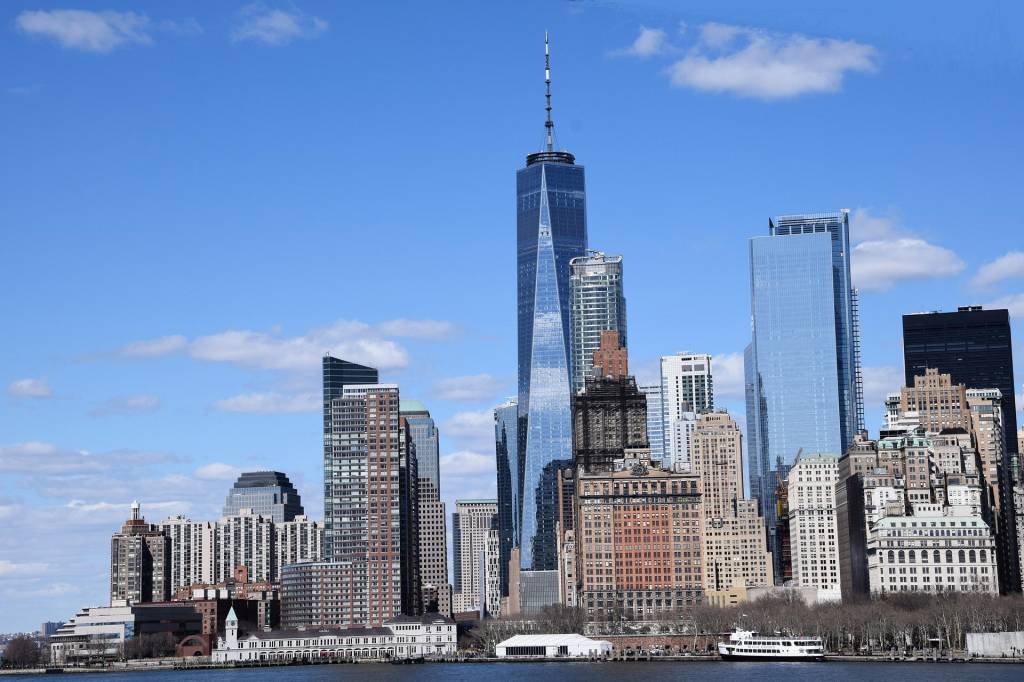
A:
[{"left": 3, "top": 654, "right": 1023, "bottom": 675}]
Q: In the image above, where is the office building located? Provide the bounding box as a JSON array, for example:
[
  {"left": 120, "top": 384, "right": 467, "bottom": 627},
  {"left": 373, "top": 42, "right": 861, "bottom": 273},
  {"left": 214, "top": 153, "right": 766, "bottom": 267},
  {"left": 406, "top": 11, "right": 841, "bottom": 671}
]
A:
[
  {"left": 110, "top": 502, "right": 170, "bottom": 605},
  {"left": 639, "top": 383, "right": 665, "bottom": 462},
  {"left": 50, "top": 602, "right": 201, "bottom": 665},
  {"left": 401, "top": 401, "right": 450, "bottom": 615},
  {"left": 572, "top": 373, "right": 648, "bottom": 473},
  {"left": 221, "top": 471, "right": 304, "bottom": 523},
  {"left": 570, "top": 253, "right": 626, "bottom": 393},
  {"left": 900, "top": 368, "right": 970, "bottom": 433},
  {"left": 661, "top": 353, "right": 713, "bottom": 472},
  {"left": 745, "top": 211, "right": 864, "bottom": 557},
  {"left": 576, "top": 451, "right": 704, "bottom": 621},
  {"left": 516, "top": 36, "right": 587, "bottom": 609},
  {"left": 690, "top": 412, "right": 774, "bottom": 593},
  {"left": 902, "top": 306, "right": 1018, "bottom": 592},
  {"left": 493, "top": 398, "right": 519, "bottom": 604},
  {"left": 452, "top": 500, "right": 498, "bottom": 615},
  {"left": 787, "top": 454, "right": 841, "bottom": 602}
]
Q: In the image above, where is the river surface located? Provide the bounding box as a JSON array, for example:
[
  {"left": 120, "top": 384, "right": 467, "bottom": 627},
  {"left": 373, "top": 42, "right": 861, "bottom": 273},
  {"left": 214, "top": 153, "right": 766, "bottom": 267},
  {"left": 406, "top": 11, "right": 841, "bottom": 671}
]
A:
[{"left": 15, "top": 662, "right": 1021, "bottom": 682}]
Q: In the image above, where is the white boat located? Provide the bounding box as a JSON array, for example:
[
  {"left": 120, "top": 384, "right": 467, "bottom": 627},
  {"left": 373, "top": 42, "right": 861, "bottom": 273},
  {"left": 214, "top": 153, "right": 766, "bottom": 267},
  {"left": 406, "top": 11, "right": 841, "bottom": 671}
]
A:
[{"left": 718, "top": 628, "right": 824, "bottom": 661}]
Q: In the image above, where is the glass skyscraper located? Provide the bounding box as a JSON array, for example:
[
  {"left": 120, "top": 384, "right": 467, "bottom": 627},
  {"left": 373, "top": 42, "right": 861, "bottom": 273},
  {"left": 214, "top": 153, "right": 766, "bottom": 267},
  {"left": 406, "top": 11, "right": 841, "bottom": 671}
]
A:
[
  {"left": 493, "top": 398, "right": 519, "bottom": 600},
  {"left": 515, "top": 35, "right": 587, "bottom": 582},
  {"left": 400, "top": 399, "right": 440, "bottom": 492},
  {"left": 745, "top": 211, "right": 863, "bottom": 559},
  {"left": 222, "top": 471, "right": 304, "bottom": 523},
  {"left": 569, "top": 251, "right": 626, "bottom": 393}
]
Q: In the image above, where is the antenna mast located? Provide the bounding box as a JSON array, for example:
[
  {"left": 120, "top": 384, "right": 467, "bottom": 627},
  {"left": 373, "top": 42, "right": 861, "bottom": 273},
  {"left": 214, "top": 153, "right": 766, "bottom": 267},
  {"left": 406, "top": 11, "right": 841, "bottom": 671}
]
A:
[{"left": 545, "top": 31, "right": 554, "bottom": 151}]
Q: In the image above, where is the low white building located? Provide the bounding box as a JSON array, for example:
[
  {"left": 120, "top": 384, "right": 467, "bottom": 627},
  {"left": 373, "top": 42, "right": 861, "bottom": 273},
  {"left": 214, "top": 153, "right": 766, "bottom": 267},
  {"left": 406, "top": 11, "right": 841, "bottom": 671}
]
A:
[
  {"left": 495, "top": 633, "right": 612, "bottom": 658},
  {"left": 212, "top": 608, "right": 456, "bottom": 662},
  {"left": 50, "top": 603, "right": 136, "bottom": 664}
]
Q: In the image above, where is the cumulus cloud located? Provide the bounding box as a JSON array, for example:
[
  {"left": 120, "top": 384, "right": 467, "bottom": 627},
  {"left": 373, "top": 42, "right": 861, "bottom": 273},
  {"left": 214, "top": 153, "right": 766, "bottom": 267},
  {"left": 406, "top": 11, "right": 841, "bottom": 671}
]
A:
[
  {"left": 17, "top": 582, "right": 79, "bottom": 598},
  {"left": 0, "top": 441, "right": 177, "bottom": 475},
  {"left": 375, "top": 319, "right": 458, "bottom": 340},
  {"left": 231, "top": 3, "right": 328, "bottom": 46},
  {"left": 711, "top": 353, "right": 744, "bottom": 400},
  {"left": 434, "top": 374, "right": 506, "bottom": 402},
  {"left": 986, "top": 293, "right": 1024, "bottom": 319},
  {"left": 118, "top": 335, "right": 188, "bottom": 357},
  {"left": 0, "top": 559, "right": 49, "bottom": 577},
  {"left": 862, "top": 365, "right": 905, "bottom": 416},
  {"left": 16, "top": 9, "right": 152, "bottom": 52},
  {"left": 439, "top": 450, "right": 494, "bottom": 477},
  {"left": 442, "top": 410, "right": 494, "bottom": 452},
  {"left": 849, "top": 208, "right": 964, "bottom": 292},
  {"left": 8, "top": 377, "right": 53, "bottom": 398},
  {"left": 213, "top": 391, "right": 319, "bottom": 414},
  {"left": 89, "top": 394, "right": 160, "bottom": 416},
  {"left": 667, "top": 22, "right": 878, "bottom": 99},
  {"left": 972, "top": 251, "right": 1024, "bottom": 289},
  {"left": 194, "top": 463, "right": 242, "bottom": 481},
  {"left": 613, "top": 26, "right": 668, "bottom": 58}
]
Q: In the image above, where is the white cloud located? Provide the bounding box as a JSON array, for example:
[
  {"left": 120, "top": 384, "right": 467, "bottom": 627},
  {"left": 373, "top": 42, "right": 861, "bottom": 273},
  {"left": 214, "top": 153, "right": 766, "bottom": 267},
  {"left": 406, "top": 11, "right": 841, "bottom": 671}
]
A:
[
  {"left": 439, "top": 450, "right": 494, "bottom": 477},
  {"left": 986, "top": 293, "right": 1024, "bottom": 319},
  {"left": 8, "top": 377, "right": 53, "bottom": 398},
  {"left": 90, "top": 394, "right": 160, "bottom": 416},
  {"left": 375, "top": 319, "right": 458, "bottom": 340},
  {"left": 17, "top": 582, "right": 79, "bottom": 598},
  {"left": 442, "top": 410, "right": 494, "bottom": 452},
  {"left": 668, "top": 22, "right": 878, "bottom": 99},
  {"left": 711, "top": 353, "right": 744, "bottom": 400},
  {"left": 231, "top": 3, "right": 328, "bottom": 46},
  {"left": 849, "top": 208, "right": 964, "bottom": 292},
  {"left": 119, "top": 335, "right": 187, "bottom": 357},
  {"left": 852, "top": 239, "right": 965, "bottom": 292},
  {"left": 434, "top": 374, "right": 506, "bottom": 402},
  {"left": 194, "top": 463, "right": 242, "bottom": 481},
  {"left": 213, "top": 391, "right": 318, "bottom": 414},
  {"left": 0, "top": 559, "right": 49, "bottom": 577},
  {"left": 16, "top": 9, "right": 152, "bottom": 52},
  {"left": 613, "top": 26, "right": 668, "bottom": 58},
  {"left": 862, "top": 365, "right": 904, "bottom": 414},
  {"left": 972, "top": 251, "right": 1024, "bottom": 289}
]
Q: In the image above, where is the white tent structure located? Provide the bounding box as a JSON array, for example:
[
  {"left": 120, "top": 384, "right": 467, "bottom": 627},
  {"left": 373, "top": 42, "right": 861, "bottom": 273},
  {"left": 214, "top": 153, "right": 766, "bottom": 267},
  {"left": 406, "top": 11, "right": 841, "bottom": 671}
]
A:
[{"left": 495, "top": 633, "right": 612, "bottom": 658}]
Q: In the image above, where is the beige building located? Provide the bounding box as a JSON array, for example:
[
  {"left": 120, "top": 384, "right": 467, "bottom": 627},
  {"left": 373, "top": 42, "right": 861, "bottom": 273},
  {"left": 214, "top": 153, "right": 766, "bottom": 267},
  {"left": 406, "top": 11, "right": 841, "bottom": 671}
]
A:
[
  {"left": 417, "top": 479, "right": 452, "bottom": 616},
  {"left": 110, "top": 502, "right": 169, "bottom": 604},
  {"left": 690, "top": 412, "right": 774, "bottom": 591},
  {"left": 452, "top": 499, "right": 497, "bottom": 614},
  {"left": 787, "top": 454, "right": 841, "bottom": 601},
  {"left": 899, "top": 368, "right": 970, "bottom": 433}
]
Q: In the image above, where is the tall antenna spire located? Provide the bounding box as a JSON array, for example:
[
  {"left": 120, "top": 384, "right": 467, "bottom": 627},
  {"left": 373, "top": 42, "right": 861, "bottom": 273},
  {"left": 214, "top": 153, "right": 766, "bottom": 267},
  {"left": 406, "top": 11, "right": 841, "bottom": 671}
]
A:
[{"left": 544, "top": 31, "right": 554, "bottom": 151}]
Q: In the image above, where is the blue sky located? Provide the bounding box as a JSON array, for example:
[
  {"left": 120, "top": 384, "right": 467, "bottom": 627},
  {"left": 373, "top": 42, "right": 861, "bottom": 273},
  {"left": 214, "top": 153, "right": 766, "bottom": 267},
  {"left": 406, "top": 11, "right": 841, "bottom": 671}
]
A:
[{"left": 2, "top": 1, "right": 1023, "bottom": 631}]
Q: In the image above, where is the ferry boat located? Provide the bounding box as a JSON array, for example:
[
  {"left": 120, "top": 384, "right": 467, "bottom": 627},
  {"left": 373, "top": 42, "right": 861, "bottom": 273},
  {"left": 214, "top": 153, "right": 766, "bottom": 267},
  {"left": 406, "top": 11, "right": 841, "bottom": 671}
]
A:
[{"left": 718, "top": 629, "right": 825, "bottom": 661}]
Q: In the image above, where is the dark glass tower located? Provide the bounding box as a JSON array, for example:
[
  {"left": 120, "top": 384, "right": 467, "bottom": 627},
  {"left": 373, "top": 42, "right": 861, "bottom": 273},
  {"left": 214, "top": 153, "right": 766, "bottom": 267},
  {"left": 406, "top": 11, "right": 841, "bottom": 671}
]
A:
[
  {"left": 222, "top": 471, "right": 304, "bottom": 522},
  {"left": 516, "top": 35, "right": 587, "bottom": 574},
  {"left": 902, "top": 306, "right": 1019, "bottom": 592},
  {"left": 493, "top": 398, "right": 519, "bottom": 599}
]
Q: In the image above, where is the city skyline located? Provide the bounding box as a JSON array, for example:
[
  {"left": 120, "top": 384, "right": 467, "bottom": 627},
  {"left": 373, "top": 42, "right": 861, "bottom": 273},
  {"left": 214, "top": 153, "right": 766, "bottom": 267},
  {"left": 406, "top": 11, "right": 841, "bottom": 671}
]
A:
[{"left": 2, "top": 1, "right": 1024, "bottom": 632}]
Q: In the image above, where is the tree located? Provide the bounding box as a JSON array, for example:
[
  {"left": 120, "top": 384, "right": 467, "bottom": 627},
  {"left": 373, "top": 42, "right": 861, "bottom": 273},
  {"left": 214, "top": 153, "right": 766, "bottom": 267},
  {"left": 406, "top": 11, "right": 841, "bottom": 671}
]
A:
[{"left": 2, "top": 636, "right": 41, "bottom": 669}]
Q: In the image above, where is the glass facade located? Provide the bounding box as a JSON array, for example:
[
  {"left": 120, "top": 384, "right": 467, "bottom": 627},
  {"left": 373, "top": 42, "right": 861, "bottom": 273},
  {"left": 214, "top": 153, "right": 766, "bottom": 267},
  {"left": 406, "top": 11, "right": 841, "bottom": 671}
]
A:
[
  {"left": 516, "top": 154, "right": 587, "bottom": 571},
  {"left": 400, "top": 400, "right": 440, "bottom": 493},
  {"left": 569, "top": 252, "right": 626, "bottom": 393},
  {"left": 639, "top": 384, "right": 665, "bottom": 463},
  {"left": 745, "top": 212, "right": 862, "bottom": 558},
  {"left": 493, "top": 398, "right": 519, "bottom": 598},
  {"left": 222, "top": 471, "right": 304, "bottom": 523}
]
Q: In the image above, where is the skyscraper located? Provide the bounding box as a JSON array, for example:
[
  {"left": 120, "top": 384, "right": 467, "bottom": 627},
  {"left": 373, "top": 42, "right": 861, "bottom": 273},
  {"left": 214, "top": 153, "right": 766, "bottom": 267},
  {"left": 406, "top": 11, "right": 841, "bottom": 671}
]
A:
[
  {"left": 639, "top": 383, "right": 665, "bottom": 462},
  {"left": 660, "top": 353, "right": 713, "bottom": 472},
  {"left": 570, "top": 252, "right": 626, "bottom": 392},
  {"left": 110, "top": 502, "right": 169, "bottom": 605},
  {"left": 493, "top": 398, "right": 519, "bottom": 602},
  {"left": 221, "top": 471, "right": 304, "bottom": 523},
  {"left": 400, "top": 400, "right": 450, "bottom": 614},
  {"left": 902, "top": 306, "right": 1019, "bottom": 592},
  {"left": 572, "top": 374, "right": 648, "bottom": 473},
  {"left": 516, "top": 34, "right": 587, "bottom": 603},
  {"left": 451, "top": 500, "right": 498, "bottom": 615},
  {"left": 745, "top": 211, "right": 863, "bottom": 549}
]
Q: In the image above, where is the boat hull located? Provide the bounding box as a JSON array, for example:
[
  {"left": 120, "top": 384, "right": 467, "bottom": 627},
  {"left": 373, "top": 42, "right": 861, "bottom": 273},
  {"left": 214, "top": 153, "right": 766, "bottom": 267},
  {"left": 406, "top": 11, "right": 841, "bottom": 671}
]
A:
[{"left": 719, "top": 652, "right": 824, "bottom": 662}]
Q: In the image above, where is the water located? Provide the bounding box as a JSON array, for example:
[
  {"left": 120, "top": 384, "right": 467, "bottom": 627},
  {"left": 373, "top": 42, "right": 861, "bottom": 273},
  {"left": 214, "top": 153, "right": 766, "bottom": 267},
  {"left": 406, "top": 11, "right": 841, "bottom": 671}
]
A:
[{"left": 13, "top": 663, "right": 1020, "bottom": 682}]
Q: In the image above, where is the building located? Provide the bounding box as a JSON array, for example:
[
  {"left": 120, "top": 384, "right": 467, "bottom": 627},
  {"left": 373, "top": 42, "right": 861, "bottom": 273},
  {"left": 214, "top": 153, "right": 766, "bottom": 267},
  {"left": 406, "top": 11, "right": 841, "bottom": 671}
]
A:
[
  {"left": 215, "top": 510, "right": 275, "bottom": 585},
  {"left": 276, "top": 516, "right": 324, "bottom": 573},
  {"left": 902, "top": 306, "right": 1019, "bottom": 591},
  {"left": 110, "top": 502, "right": 170, "bottom": 605},
  {"left": 836, "top": 432, "right": 999, "bottom": 597},
  {"left": 591, "top": 330, "right": 629, "bottom": 381},
  {"left": 452, "top": 500, "right": 498, "bottom": 615},
  {"left": 576, "top": 451, "right": 704, "bottom": 621},
  {"left": 401, "top": 401, "right": 450, "bottom": 615},
  {"left": 900, "top": 368, "right": 969, "bottom": 433},
  {"left": 303, "top": 356, "right": 420, "bottom": 628},
  {"left": 213, "top": 608, "right": 456, "bottom": 662},
  {"left": 638, "top": 383, "right": 665, "bottom": 463},
  {"left": 787, "top": 454, "right": 841, "bottom": 601},
  {"left": 493, "top": 398, "right": 519, "bottom": 607},
  {"left": 221, "top": 471, "right": 304, "bottom": 523},
  {"left": 50, "top": 602, "right": 202, "bottom": 665},
  {"left": 516, "top": 36, "right": 588, "bottom": 609},
  {"left": 495, "top": 633, "right": 612, "bottom": 658},
  {"left": 572, "top": 373, "right": 648, "bottom": 473},
  {"left": 160, "top": 517, "right": 216, "bottom": 593},
  {"left": 40, "top": 622, "right": 64, "bottom": 638},
  {"left": 570, "top": 253, "right": 626, "bottom": 393},
  {"left": 689, "top": 412, "right": 774, "bottom": 592},
  {"left": 661, "top": 353, "right": 713, "bottom": 472},
  {"left": 172, "top": 566, "right": 279, "bottom": 635},
  {"left": 745, "top": 211, "right": 864, "bottom": 553}
]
